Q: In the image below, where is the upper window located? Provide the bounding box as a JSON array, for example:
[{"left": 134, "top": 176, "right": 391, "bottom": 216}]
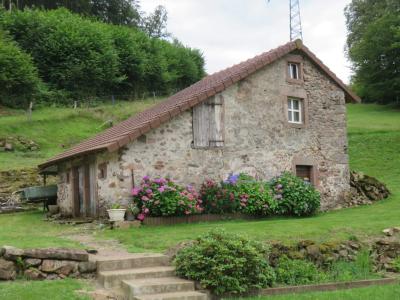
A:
[
  {"left": 288, "top": 62, "right": 301, "bottom": 80},
  {"left": 287, "top": 98, "right": 303, "bottom": 124},
  {"left": 193, "top": 97, "right": 224, "bottom": 148}
]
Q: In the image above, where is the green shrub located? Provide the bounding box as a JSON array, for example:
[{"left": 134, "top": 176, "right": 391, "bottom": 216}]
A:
[
  {"left": 326, "top": 250, "right": 376, "bottom": 282},
  {"left": 174, "top": 229, "right": 276, "bottom": 295},
  {"left": 270, "top": 172, "right": 320, "bottom": 216},
  {"left": 0, "top": 30, "right": 41, "bottom": 108},
  {"left": 393, "top": 257, "right": 400, "bottom": 273},
  {"left": 275, "top": 256, "right": 323, "bottom": 285},
  {"left": 132, "top": 176, "right": 203, "bottom": 220}
]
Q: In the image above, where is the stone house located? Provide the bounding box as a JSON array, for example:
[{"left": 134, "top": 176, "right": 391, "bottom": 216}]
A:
[{"left": 39, "top": 40, "right": 360, "bottom": 217}]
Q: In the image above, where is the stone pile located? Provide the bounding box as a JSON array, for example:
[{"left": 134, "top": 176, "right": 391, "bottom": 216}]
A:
[
  {"left": 343, "top": 171, "right": 390, "bottom": 208},
  {"left": 268, "top": 240, "right": 362, "bottom": 268},
  {"left": 372, "top": 239, "right": 400, "bottom": 272},
  {"left": 0, "top": 136, "right": 39, "bottom": 152},
  {"left": 0, "top": 246, "right": 96, "bottom": 281}
]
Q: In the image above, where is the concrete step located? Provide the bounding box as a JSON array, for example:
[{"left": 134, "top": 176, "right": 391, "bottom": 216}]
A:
[
  {"left": 98, "top": 266, "right": 176, "bottom": 288},
  {"left": 122, "top": 277, "right": 195, "bottom": 297},
  {"left": 94, "top": 253, "right": 170, "bottom": 272},
  {"left": 133, "top": 291, "right": 208, "bottom": 300}
]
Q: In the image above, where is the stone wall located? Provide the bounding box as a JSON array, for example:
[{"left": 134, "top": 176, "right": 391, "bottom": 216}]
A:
[
  {"left": 57, "top": 53, "right": 350, "bottom": 214},
  {"left": 0, "top": 246, "right": 96, "bottom": 281}
]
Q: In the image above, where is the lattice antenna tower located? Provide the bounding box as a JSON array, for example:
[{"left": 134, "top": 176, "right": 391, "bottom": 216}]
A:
[{"left": 267, "top": 0, "right": 304, "bottom": 41}]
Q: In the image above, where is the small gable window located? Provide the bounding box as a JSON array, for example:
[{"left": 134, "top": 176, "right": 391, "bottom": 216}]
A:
[
  {"left": 287, "top": 98, "right": 303, "bottom": 124},
  {"left": 192, "top": 96, "right": 224, "bottom": 148},
  {"left": 288, "top": 62, "right": 301, "bottom": 80}
]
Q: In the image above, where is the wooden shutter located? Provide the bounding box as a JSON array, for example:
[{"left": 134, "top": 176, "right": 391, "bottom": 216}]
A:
[{"left": 193, "top": 96, "right": 224, "bottom": 148}]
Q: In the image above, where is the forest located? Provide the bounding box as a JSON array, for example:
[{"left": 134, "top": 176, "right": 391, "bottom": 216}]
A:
[{"left": 0, "top": 1, "right": 205, "bottom": 108}]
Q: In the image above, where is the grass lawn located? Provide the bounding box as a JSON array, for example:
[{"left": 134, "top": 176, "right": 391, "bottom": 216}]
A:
[
  {"left": 0, "top": 279, "right": 89, "bottom": 300},
  {"left": 244, "top": 283, "right": 400, "bottom": 300},
  {"left": 0, "top": 99, "right": 162, "bottom": 171},
  {"left": 0, "top": 211, "right": 80, "bottom": 249}
]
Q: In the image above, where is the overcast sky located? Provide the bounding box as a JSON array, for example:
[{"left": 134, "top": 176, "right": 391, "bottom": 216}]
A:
[{"left": 141, "top": 0, "right": 353, "bottom": 83}]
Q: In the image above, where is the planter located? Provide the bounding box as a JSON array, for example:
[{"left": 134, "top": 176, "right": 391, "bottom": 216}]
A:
[{"left": 107, "top": 209, "right": 126, "bottom": 222}]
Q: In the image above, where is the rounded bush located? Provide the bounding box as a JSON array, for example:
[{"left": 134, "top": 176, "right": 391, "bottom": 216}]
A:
[
  {"left": 174, "top": 229, "right": 276, "bottom": 295},
  {"left": 270, "top": 172, "right": 320, "bottom": 216}
]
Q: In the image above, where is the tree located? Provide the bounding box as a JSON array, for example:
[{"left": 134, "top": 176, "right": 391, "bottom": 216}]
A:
[
  {"left": 345, "top": 0, "right": 400, "bottom": 103},
  {"left": 0, "top": 30, "right": 40, "bottom": 108},
  {"left": 141, "top": 5, "right": 169, "bottom": 38}
]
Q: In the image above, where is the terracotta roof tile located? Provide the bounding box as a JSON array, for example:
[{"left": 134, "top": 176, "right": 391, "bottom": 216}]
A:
[{"left": 39, "top": 40, "right": 360, "bottom": 169}]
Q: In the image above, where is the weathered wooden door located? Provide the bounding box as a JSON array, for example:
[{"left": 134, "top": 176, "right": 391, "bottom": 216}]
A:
[{"left": 72, "top": 164, "right": 97, "bottom": 217}]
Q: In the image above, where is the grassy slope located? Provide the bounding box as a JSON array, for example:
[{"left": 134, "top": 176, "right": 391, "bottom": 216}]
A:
[
  {"left": 98, "top": 104, "right": 400, "bottom": 252},
  {"left": 0, "top": 99, "right": 162, "bottom": 170}
]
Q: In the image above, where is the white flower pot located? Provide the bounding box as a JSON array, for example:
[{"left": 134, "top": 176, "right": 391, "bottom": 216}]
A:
[{"left": 107, "top": 209, "right": 126, "bottom": 222}]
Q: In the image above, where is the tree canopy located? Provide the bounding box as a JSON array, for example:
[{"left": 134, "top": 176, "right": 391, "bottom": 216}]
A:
[
  {"left": 345, "top": 0, "right": 400, "bottom": 103},
  {"left": 0, "top": 8, "right": 205, "bottom": 107}
]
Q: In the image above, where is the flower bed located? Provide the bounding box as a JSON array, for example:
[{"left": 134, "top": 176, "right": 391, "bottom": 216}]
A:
[{"left": 130, "top": 173, "right": 321, "bottom": 222}]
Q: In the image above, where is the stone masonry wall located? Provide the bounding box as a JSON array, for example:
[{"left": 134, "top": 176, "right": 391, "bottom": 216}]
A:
[{"left": 57, "top": 53, "right": 350, "bottom": 213}]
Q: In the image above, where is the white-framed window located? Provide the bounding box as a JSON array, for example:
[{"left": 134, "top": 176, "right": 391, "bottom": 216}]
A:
[
  {"left": 287, "top": 98, "right": 303, "bottom": 124},
  {"left": 288, "top": 62, "right": 300, "bottom": 80}
]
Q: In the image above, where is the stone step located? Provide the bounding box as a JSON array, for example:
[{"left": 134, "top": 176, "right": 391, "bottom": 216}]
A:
[
  {"left": 133, "top": 291, "right": 208, "bottom": 300},
  {"left": 122, "top": 277, "right": 195, "bottom": 297},
  {"left": 98, "top": 266, "right": 176, "bottom": 288},
  {"left": 94, "top": 253, "right": 170, "bottom": 272}
]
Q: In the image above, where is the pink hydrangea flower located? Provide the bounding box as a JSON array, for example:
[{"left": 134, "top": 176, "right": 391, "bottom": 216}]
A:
[
  {"left": 137, "top": 213, "right": 145, "bottom": 221},
  {"left": 158, "top": 186, "right": 165, "bottom": 193},
  {"left": 143, "top": 208, "right": 150, "bottom": 214},
  {"left": 146, "top": 189, "right": 152, "bottom": 194},
  {"left": 132, "top": 187, "right": 141, "bottom": 196},
  {"left": 141, "top": 196, "right": 149, "bottom": 201},
  {"left": 143, "top": 176, "right": 150, "bottom": 181}
]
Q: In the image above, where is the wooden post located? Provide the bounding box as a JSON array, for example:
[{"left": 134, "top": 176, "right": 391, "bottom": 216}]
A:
[
  {"left": 84, "top": 164, "right": 90, "bottom": 217},
  {"left": 27, "top": 101, "right": 33, "bottom": 121}
]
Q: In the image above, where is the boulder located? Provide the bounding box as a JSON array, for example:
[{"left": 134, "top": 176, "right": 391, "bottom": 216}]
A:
[
  {"left": 24, "top": 258, "right": 42, "bottom": 268},
  {"left": 24, "top": 268, "right": 47, "bottom": 280},
  {"left": 383, "top": 228, "right": 394, "bottom": 237},
  {"left": 78, "top": 261, "right": 97, "bottom": 274},
  {"left": 41, "top": 260, "right": 78, "bottom": 276},
  {"left": 0, "top": 258, "right": 17, "bottom": 280},
  {"left": 2, "top": 246, "right": 24, "bottom": 261},
  {"left": 4, "top": 143, "right": 13, "bottom": 152},
  {"left": 24, "top": 248, "right": 88, "bottom": 262}
]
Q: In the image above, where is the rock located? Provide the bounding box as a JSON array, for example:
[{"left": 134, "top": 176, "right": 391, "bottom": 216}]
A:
[
  {"left": 4, "top": 143, "right": 13, "bottom": 152},
  {"left": 41, "top": 260, "right": 78, "bottom": 276},
  {"left": 46, "top": 274, "right": 59, "bottom": 280},
  {"left": 2, "top": 246, "right": 24, "bottom": 261},
  {"left": 48, "top": 205, "right": 59, "bottom": 215},
  {"left": 24, "top": 258, "right": 42, "bottom": 268},
  {"left": 383, "top": 228, "right": 394, "bottom": 236},
  {"left": 85, "top": 249, "right": 98, "bottom": 255},
  {"left": 306, "top": 245, "right": 320, "bottom": 258},
  {"left": 0, "top": 247, "right": 4, "bottom": 257},
  {"left": 24, "top": 248, "right": 88, "bottom": 262},
  {"left": 393, "top": 227, "right": 400, "bottom": 233},
  {"left": 377, "top": 239, "right": 391, "bottom": 246},
  {"left": 78, "top": 261, "right": 96, "bottom": 274},
  {"left": 297, "top": 240, "right": 315, "bottom": 248},
  {"left": 338, "top": 249, "right": 349, "bottom": 257},
  {"left": 348, "top": 241, "right": 361, "bottom": 250},
  {"left": 24, "top": 268, "right": 46, "bottom": 280},
  {"left": 0, "top": 258, "right": 17, "bottom": 280}
]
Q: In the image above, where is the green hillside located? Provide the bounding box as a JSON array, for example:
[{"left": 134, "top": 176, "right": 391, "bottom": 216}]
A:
[{"left": 0, "top": 99, "right": 163, "bottom": 170}]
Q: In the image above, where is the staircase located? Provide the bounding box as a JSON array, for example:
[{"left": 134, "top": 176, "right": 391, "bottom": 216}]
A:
[{"left": 92, "top": 253, "right": 208, "bottom": 300}]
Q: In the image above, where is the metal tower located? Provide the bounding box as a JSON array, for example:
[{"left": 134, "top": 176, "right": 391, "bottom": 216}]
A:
[
  {"left": 267, "top": 0, "right": 304, "bottom": 41},
  {"left": 289, "top": 0, "right": 303, "bottom": 41}
]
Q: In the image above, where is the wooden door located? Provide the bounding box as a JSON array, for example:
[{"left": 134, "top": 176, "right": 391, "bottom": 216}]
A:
[{"left": 72, "top": 164, "right": 97, "bottom": 217}]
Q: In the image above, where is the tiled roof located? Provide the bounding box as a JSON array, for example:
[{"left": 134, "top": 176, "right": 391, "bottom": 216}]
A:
[{"left": 39, "top": 40, "right": 360, "bottom": 169}]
